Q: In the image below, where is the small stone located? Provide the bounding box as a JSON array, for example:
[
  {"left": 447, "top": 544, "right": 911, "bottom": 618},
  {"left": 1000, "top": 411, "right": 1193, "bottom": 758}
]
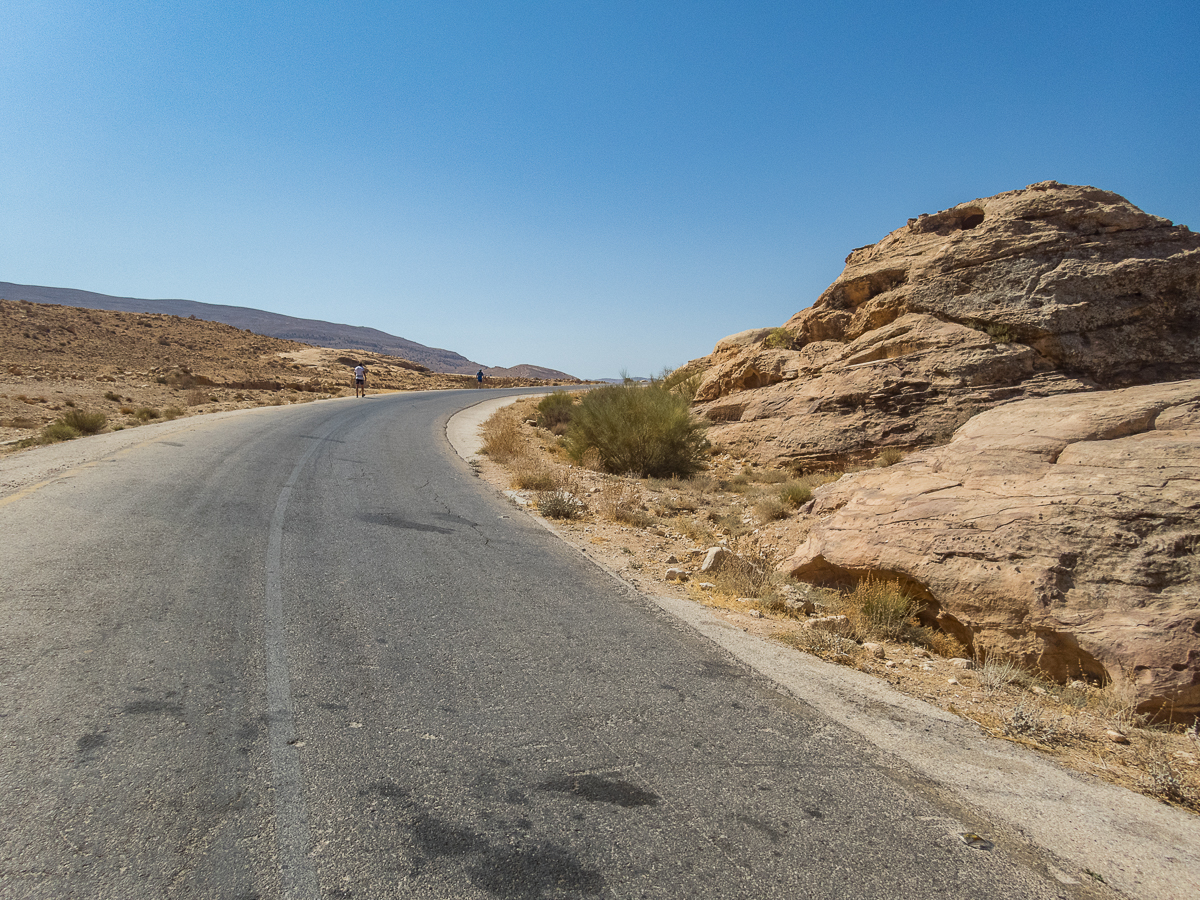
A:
[
  {"left": 665, "top": 568, "right": 689, "bottom": 583},
  {"left": 700, "top": 546, "right": 732, "bottom": 573},
  {"left": 749, "top": 610, "right": 762, "bottom": 618},
  {"left": 785, "top": 597, "right": 817, "bottom": 616},
  {"left": 911, "top": 648, "right": 931, "bottom": 659},
  {"left": 949, "top": 658, "right": 974, "bottom": 670},
  {"left": 947, "top": 677, "right": 959, "bottom": 685},
  {"left": 862, "top": 642, "right": 886, "bottom": 659},
  {"left": 665, "top": 554, "right": 678, "bottom": 564},
  {"left": 921, "top": 664, "right": 934, "bottom": 671},
  {"left": 1030, "top": 686, "right": 1047, "bottom": 695},
  {"left": 698, "top": 582, "right": 715, "bottom": 590},
  {"left": 1105, "top": 730, "right": 1130, "bottom": 744},
  {"left": 884, "top": 660, "right": 896, "bottom": 668}
]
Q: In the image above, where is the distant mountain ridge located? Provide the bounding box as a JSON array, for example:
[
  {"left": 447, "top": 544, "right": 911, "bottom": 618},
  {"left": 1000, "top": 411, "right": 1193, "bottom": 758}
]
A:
[{"left": 0, "top": 281, "right": 576, "bottom": 379}]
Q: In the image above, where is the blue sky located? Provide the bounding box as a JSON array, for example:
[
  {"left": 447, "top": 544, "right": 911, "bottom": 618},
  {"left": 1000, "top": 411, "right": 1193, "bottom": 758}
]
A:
[{"left": 2, "top": 2, "right": 1196, "bottom": 378}]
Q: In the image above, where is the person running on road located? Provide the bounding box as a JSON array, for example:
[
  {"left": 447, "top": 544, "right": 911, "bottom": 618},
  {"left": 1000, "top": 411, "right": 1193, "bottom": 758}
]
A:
[
  {"left": 354, "top": 363, "right": 367, "bottom": 397},
  {"left": 476, "top": 369, "right": 484, "bottom": 387}
]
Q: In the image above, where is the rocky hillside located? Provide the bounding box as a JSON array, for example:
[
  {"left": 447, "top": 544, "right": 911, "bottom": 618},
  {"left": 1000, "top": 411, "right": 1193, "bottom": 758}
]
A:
[
  {"left": 688, "top": 182, "right": 1200, "bottom": 720},
  {"left": 0, "top": 282, "right": 578, "bottom": 380},
  {"left": 691, "top": 181, "right": 1199, "bottom": 468},
  {"left": 0, "top": 300, "right": 577, "bottom": 446}
]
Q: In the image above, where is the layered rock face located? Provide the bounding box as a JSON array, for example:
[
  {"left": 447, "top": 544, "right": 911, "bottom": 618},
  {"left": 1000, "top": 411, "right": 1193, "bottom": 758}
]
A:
[
  {"left": 781, "top": 382, "right": 1200, "bottom": 719},
  {"left": 694, "top": 182, "right": 1200, "bottom": 467}
]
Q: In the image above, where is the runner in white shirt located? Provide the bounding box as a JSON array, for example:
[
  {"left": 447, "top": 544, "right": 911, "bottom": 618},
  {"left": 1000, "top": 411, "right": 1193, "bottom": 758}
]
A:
[{"left": 354, "top": 364, "right": 367, "bottom": 398}]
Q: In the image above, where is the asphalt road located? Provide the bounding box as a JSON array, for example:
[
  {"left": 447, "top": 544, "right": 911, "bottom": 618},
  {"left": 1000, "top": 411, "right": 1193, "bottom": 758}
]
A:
[{"left": 0, "top": 390, "right": 1088, "bottom": 899}]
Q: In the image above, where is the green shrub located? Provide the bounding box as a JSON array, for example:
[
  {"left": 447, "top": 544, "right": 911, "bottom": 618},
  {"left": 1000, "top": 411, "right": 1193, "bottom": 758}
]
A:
[
  {"left": 61, "top": 409, "right": 107, "bottom": 435},
  {"left": 564, "top": 382, "right": 709, "bottom": 478},
  {"left": 875, "top": 447, "right": 906, "bottom": 467},
  {"left": 660, "top": 365, "right": 707, "bottom": 401},
  {"left": 536, "top": 391, "right": 575, "bottom": 430},
  {"left": 986, "top": 323, "right": 1015, "bottom": 343},
  {"left": 778, "top": 481, "right": 812, "bottom": 509},
  {"left": 761, "top": 327, "right": 795, "bottom": 350},
  {"left": 40, "top": 421, "right": 81, "bottom": 443},
  {"left": 134, "top": 407, "right": 160, "bottom": 421}
]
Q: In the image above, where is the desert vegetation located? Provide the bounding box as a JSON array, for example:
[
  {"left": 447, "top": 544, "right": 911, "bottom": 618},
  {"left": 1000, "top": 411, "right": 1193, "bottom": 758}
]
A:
[{"left": 562, "top": 379, "right": 709, "bottom": 478}]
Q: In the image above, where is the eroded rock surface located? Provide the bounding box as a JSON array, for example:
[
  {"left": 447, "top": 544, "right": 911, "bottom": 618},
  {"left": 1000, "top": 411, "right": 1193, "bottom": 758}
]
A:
[
  {"left": 693, "top": 181, "right": 1200, "bottom": 467},
  {"left": 781, "top": 381, "right": 1200, "bottom": 719}
]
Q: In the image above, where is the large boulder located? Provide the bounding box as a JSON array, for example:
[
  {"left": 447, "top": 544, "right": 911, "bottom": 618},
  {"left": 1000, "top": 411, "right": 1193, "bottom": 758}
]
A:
[
  {"left": 780, "top": 381, "right": 1200, "bottom": 720},
  {"left": 694, "top": 182, "right": 1200, "bottom": 467}
]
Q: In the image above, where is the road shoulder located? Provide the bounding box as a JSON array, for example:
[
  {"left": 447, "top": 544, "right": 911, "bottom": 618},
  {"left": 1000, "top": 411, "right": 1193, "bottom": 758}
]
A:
[{"left": 446, "top": 399, "right": 1200, "bottom": 900}]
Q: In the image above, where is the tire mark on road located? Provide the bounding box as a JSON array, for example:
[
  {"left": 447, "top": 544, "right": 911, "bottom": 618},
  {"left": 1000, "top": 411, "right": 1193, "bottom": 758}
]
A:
[{"left": 264, "top": 419, "right": 346, "bottom": 898}]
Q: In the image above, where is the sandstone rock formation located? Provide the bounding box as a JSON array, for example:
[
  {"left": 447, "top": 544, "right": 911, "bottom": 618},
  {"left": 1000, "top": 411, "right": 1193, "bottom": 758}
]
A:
[
  {"left": 781, "top": 381, "right": 1200, "bottom": 719},
  {"left": 692, "top": 182, "right": 1200, "bottom": 467}
]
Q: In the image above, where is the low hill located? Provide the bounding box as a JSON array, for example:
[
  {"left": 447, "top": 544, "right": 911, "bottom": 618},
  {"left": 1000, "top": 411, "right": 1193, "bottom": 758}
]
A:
[
  {"left": 0, "top": 282, "right": 577, "bottom": 380},
  {"left": 0, "top": 299, "right": 580, "bottom": 448}
]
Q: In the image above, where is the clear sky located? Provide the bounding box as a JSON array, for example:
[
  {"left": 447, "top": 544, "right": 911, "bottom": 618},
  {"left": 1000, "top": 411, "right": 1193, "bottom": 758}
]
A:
[{"left": 2, "top": 2, "right": 1196, "bottom": 378}]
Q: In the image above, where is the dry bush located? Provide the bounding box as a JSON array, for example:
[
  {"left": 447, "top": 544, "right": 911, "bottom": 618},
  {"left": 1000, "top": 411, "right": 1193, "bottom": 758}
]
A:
[
  {"left": 753, "top": 495, "right": 789, "bottom": 522},
  {"left": 1003, "top": 698, "right": 1062, "bottom": 745},
  {"left": 672, "top": 515, "right": 716, "bottom": 546},
  {"left": 929, "top": 631, "right": 967, "bottom": 659},
  {"left": 537, "top": 487, "right": 584, "bottom": 520},
  {"left": 710, "top": 548, "right": 786, "bottom": 607},
  {"left": 720, "top": 472, "right": 754, "bottom": 492},
  {"left": 817, "top": 578, "right": 924, "bottom": 643},
  {"left": 1090, "top": 679, "right": 1145, "bottom": 732},
  {"left": 134, "top": 407, "right": 160, "bottom": 421},
  {"left": 782, "top": 627, "right": 859, "bottom": 664},
  {"left": 597, "top": 478, "right": 652, "bottom": 527},
  {"left": 509, "top": 456, "right": 560, "bottom": 491},
  {"left": 163, "top": 406, "right": 185, "bottom": 420},
  {"left": 186, "top": 388, "right": 211, "bottom": 406},
  {"left": 61, "top": 409, "right": 106, "bottom": 435},
  {"left": 875, "top": 447, "right": 906, "bottom": 467},
  {"left": 685, "top": 473, "right": 720, "bottom": 494},
  {"left": 481, "top": 408, "right": 526, "bottom": 463},
  {"left": 976, "top": 657, "right": 1022, "bottom": 694}
]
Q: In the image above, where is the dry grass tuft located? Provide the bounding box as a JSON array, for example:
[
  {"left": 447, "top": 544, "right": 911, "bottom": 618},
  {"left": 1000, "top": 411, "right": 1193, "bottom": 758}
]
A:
[
  {"left": 875, "top": 447, "right": 906, "bottom": 467},
  {"left": 481, "top": 408, "right": 526, "bottom": 462}
]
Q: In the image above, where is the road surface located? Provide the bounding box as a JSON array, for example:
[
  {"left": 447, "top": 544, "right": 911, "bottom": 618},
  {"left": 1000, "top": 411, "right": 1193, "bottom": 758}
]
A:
[{"left": 1, "top": 390, "right": 1091, "bottom": 898}]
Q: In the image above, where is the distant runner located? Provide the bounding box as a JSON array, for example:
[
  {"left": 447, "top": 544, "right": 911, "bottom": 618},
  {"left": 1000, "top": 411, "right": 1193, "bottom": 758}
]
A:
[
  {"left": 476, "top": 369, "right": 484, "bottom": 387},
  {"left": 354, "top": 363, "right": 367, "bottom": 398}
]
